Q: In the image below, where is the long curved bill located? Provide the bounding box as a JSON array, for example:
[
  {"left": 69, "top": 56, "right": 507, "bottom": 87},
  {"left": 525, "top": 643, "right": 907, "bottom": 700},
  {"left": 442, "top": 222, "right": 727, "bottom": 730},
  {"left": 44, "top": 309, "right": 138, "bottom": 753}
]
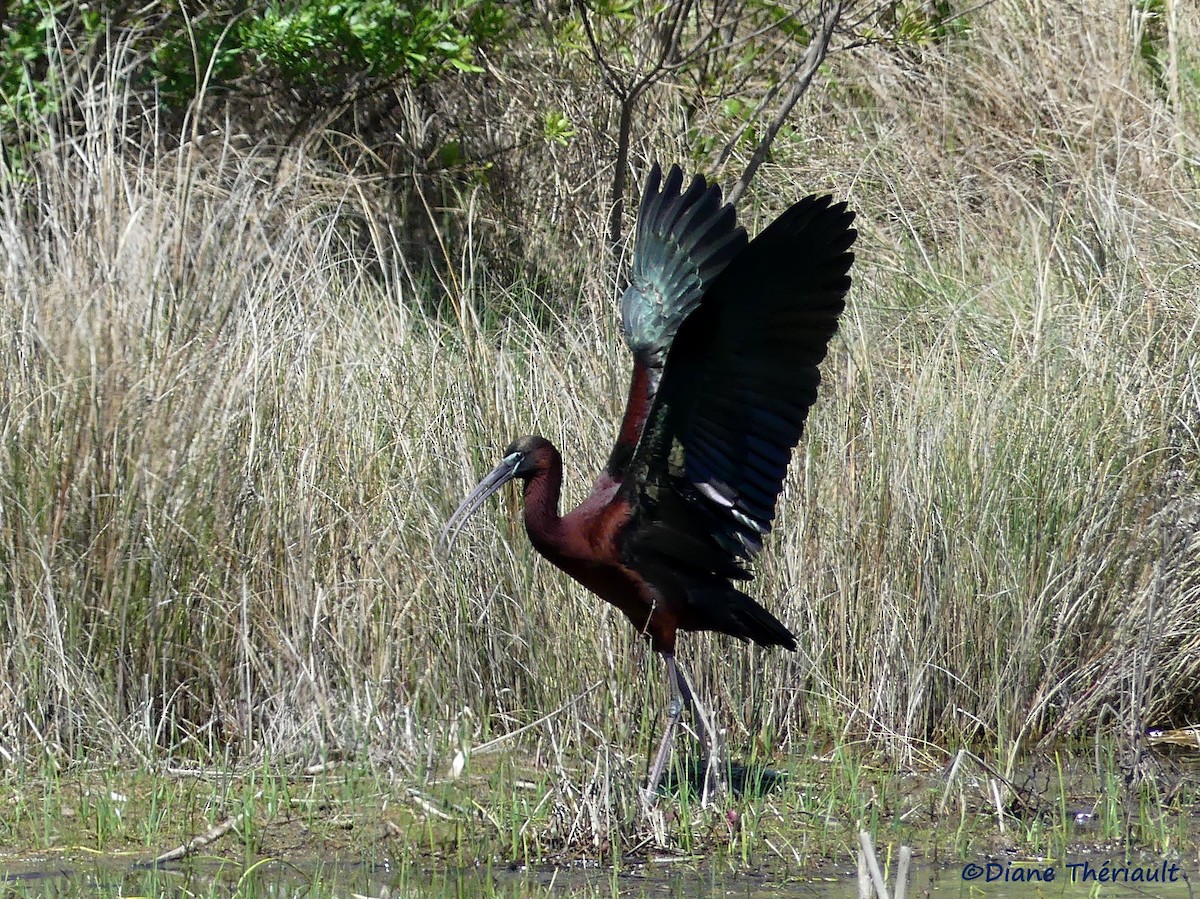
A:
[{"left": 436, "top": 453, "right": 522, "bottom": 556}]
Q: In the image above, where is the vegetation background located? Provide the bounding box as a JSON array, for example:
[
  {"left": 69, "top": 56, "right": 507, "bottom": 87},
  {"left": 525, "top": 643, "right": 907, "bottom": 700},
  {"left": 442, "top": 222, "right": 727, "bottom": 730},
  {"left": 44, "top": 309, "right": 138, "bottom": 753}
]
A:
[{"left": 0, "top": 0, "right": 1197, "bottom": 858}]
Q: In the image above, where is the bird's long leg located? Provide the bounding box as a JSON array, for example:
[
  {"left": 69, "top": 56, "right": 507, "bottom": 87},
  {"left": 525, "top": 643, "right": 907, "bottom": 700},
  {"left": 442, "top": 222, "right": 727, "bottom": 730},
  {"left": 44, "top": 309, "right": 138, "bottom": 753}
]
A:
[
  {"left": 672, "top": 656, "right": 726, "bottom": 803},
  {"left": 670, "top": 657, "right": 709, "bottom": 743},
  {"left": 644, "top": 651, "right": 685, "bottom": 802},
  {"left": 644, "top": 652, "right": 726, "bottom": 805}
]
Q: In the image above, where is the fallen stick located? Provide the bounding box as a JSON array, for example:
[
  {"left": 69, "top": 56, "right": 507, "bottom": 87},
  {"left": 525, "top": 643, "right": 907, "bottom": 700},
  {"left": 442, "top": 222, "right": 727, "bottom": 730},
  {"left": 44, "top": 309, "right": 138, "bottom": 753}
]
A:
[{"left": 152, "top": 789, "right": 264, "bottom": 864}]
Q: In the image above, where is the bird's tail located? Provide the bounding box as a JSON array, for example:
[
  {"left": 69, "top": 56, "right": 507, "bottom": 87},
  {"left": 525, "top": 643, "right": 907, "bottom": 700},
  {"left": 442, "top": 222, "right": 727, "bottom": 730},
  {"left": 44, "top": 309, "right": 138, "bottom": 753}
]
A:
[{"left": 704, "top": 586, "right": 797, "bottom": 651}]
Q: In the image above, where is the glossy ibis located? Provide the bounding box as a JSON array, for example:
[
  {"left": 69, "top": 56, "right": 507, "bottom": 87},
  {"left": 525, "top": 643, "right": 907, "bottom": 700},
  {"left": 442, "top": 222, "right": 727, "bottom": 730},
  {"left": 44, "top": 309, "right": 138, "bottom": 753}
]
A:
[{"left": 440, "top": 163, "right": 856, "bottom": 800}]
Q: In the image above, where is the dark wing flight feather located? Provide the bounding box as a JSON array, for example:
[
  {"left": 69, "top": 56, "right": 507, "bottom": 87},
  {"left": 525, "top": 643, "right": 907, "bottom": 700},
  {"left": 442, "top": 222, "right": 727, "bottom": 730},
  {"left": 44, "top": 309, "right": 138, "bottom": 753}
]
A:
[
  {"left": 606, "top": 164, "right": 746, "bottom": 478},
  {"left": 620, "top": 192, "right": 856, "bottom": 572}
]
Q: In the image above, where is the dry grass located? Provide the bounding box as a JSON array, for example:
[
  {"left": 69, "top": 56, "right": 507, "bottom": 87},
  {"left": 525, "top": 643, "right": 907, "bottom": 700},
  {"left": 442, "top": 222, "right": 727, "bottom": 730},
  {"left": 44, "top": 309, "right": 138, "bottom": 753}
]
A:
[{"left": 0, "top": 0, "right": 1197, "bottom": 858}]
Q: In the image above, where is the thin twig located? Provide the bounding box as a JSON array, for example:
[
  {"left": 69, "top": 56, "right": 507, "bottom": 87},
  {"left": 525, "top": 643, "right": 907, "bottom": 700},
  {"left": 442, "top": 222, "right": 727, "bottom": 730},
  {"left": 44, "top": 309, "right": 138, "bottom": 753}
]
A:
[{"left": 470, "top": 681, "right": 602, "bottom": 755}]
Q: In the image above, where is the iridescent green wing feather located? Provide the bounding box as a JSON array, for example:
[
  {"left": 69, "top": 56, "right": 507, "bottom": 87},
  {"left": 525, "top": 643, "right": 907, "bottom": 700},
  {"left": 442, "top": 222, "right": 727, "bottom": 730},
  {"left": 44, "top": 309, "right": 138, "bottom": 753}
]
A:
[{"left": 605, "top": 164, "right": 746, "bottom": 478}]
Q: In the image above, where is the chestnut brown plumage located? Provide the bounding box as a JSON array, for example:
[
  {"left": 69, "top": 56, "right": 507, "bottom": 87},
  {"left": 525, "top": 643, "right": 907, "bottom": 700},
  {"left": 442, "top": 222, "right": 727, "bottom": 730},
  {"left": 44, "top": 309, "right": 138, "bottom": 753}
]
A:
[{"left": 440, "top": 164, "right": 856, "bottom": 800}]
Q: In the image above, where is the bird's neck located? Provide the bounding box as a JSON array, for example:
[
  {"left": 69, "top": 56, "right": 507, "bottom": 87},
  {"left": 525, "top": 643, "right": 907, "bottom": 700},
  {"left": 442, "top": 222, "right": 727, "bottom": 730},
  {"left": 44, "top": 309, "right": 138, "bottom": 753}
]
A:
[{"left": 522, "top": 450, "right": 565, "bottom": 554}]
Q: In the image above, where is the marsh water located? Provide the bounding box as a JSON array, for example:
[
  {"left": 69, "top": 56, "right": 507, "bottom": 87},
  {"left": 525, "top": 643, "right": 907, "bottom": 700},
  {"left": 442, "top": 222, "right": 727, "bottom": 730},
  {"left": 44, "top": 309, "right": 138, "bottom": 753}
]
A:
[{"left": 1, "top": 856, "right": 1195, "bottom": 898}]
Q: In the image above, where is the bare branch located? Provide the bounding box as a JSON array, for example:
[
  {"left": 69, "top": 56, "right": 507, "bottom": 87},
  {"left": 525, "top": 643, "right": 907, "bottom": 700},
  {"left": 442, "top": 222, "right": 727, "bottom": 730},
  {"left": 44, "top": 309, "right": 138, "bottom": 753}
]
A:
[
  {"left": 574, "top": 0, "right": 630, "bottom": 99},
  {"left": 604, "top": 0, "right": 700, "bottom": 250},
  {"left": 726, "top": 0, "right": 846, "bottom": 205}
]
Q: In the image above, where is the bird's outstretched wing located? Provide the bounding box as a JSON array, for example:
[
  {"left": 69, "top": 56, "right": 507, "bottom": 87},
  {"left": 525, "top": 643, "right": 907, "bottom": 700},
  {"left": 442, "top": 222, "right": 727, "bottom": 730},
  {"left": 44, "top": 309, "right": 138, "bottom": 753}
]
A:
[
  {"left": 606, "top": 164, "right": 746, "bottom": 479},
  {"left": 619, "top": 191, "right": 856, "bottom": 574}
]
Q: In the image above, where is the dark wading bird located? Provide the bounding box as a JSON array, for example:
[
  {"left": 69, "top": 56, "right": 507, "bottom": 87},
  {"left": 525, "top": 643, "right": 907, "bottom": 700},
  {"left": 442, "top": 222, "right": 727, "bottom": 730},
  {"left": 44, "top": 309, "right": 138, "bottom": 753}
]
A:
[{"left": 439, "top": 163, "right": 856, "bottom": 801}]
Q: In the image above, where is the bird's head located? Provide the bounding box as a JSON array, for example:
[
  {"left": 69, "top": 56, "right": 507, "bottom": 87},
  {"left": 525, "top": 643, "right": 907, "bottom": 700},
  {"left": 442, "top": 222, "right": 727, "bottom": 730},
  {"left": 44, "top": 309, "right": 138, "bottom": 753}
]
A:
[{"left": 437, "top": 435, "right": 553, "bottom": 555}]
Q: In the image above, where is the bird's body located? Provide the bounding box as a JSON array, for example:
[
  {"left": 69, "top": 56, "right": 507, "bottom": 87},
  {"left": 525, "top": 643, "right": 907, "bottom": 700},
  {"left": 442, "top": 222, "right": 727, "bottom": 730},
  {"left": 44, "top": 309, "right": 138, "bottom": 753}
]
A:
[
  {"left": 441, "top": 164, "right": 856, "bottom": 800},
  {"left": 514, "top": 445, "right": 794, "bottom": 653}
]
